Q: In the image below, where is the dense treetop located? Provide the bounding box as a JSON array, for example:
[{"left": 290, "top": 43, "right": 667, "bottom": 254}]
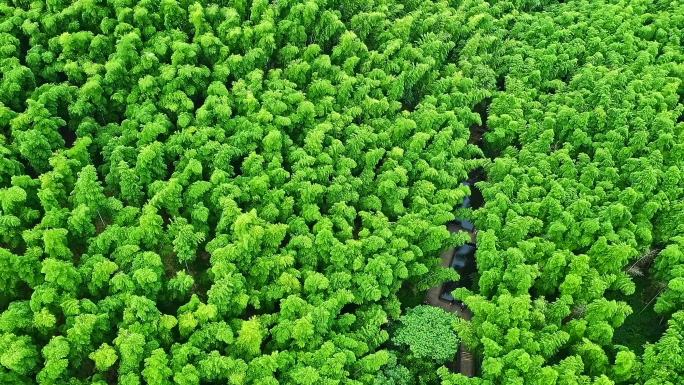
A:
[{"left": 0, "top": 0, "right": 682, "bottom": 385}]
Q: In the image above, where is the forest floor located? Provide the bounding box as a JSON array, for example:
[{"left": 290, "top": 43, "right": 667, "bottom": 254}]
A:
[{"left": 612, "top": 275, "right": 668, "bottom": 354}]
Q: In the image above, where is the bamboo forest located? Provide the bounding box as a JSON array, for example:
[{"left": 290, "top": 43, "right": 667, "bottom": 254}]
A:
[{"left": 0, "top": 0, "right": 682, "bottom": 384}]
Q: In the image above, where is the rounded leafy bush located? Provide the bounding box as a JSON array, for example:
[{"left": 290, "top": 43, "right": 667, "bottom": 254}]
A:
[{"left": 392, "top": 305, "right": 459, "bottom": 363}]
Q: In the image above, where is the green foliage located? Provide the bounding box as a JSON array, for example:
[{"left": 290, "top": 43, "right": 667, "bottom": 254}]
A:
[
  {"left": 641, "top": 311, "right": 684, "bottom": 385},
  {"left": 373, "top": 353, "right": 412, "bottom": 385},
  {"left": 0, "top": 0, "right": 682, "bottom": 384},
  {"left": 652, "top": 238, "right": 684, "bottom": 315},
  {"left": 393, "top": 305, "right": 459, "bottom": 363},
  {"left": 0, "top": 333, "right": 39, "bottom": 375},
  {"left": 89, "top": 343, "right": 117, "bottom": 372}
]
